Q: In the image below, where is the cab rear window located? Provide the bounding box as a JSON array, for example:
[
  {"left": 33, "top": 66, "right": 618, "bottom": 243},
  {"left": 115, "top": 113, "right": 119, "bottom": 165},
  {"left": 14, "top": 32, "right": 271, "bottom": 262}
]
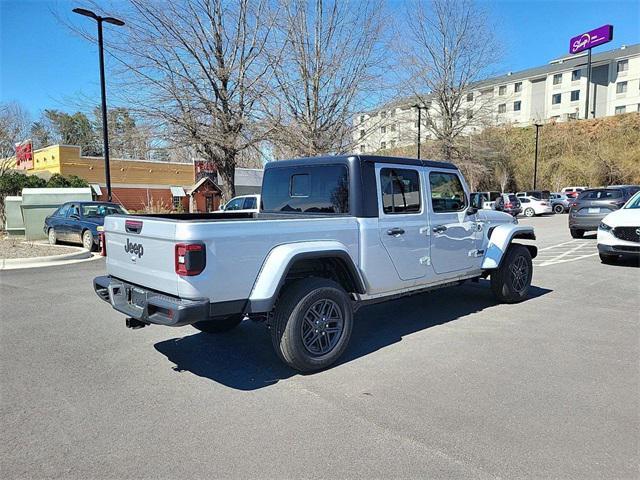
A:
[
  {"left": 579, "top": 189, "right": 622, "bottom": 200},
  {"left": 261, "top": 164, "right": 349, "bottom": 214}
]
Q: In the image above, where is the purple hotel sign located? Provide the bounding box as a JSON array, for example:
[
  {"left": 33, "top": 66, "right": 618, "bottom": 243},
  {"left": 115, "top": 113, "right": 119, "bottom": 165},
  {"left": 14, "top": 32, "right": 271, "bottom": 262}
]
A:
[{"left": 569, "top": 25, "right": 614, "bottom": 54}]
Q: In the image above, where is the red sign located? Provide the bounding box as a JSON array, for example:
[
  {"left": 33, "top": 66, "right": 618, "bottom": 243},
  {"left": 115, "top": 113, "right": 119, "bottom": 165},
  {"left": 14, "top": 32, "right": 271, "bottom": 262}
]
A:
[
  {"left": 15, "top": 140, "right": 33, "bottom": 169},
  {"left": 194, "top": 160, "right": 217, "bottom": 181}
]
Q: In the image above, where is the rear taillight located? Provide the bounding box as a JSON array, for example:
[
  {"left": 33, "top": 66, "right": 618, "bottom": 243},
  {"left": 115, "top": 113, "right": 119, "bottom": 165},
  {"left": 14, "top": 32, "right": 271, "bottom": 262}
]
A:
[
  {"left": 175, "top": 243, "right": 206, "bottom": 276},
  {"left": 505, "top": 202, "right": 512, "bottom": 208},
  {"left": 99, "top": 232, "right": 107, "bottom": 256}
]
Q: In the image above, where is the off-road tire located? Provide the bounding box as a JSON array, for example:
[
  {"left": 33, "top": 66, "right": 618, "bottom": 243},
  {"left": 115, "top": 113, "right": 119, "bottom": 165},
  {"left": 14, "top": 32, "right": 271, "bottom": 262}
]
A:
[
  {"left": 82, "top": 230, "right": 96, "bottom": 251},
  {"left": 491, "top": 244, "right": 533, "bottom": 304},
  {"left": 48, "top": 228, "right": 57, "bottom": 245},
  {"left": 271, "top": 277, "right": 353, "bottom": 373},
  {"left": 570, "top": 229, "right": 584, "bottom": 239},
  {"left": 524, "top": 207, "right": 535, "bottom": 217},
  {"left": 193, "top": 314, "right": 244, "bottom": 333}
]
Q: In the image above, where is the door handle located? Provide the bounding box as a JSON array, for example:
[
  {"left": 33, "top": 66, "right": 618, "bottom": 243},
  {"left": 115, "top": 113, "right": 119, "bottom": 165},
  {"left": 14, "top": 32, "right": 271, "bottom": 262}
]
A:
[
  {"left": 386, "top": 227, "right": 405, "bottom": 236},
  {"left": 432, "top": 225, "right": 447, "bottom": 234}
]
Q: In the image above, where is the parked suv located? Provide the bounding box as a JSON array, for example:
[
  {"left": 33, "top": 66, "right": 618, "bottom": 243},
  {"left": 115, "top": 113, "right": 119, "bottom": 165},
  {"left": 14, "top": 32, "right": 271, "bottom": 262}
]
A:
[
  {"left": 561, "top": 186, "right": 587, "bottom": 198},
  {"left": 516, "top": 190, "right": 551, "bottom": 200},
  {"left": 94, "top": 155, "right": 537, "bottom": 372},
  {"left": 549, "top": 193, "right": 572, "bottom": 214},
  {"left": 493, "top": 193, "right": 522, "bottom": 217},
  {"left": 597, "top": 191, "right": 640, "bottom": 264},
  {"left": 568, "top": 186, "right": 640, "bottom": 238}
]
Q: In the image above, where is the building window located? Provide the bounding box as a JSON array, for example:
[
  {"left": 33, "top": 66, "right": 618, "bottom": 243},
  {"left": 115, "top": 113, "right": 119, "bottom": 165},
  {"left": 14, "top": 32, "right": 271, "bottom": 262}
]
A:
[
  {"left": 360, "top": 115, "right": 365, "bottom": 123},
  {"left": 390, "top": 124, "right": 396, "bottom": 132},
  {"left": 616, "top": 81, "right": 627, "bottom": 94},
  {"left": 550, "top": 115, "right": 560, "bottom": 121},
  {"left": 513, "top": 101, "right": 521, "bottom": 111},
  {"left": 552, "top": 93, "right": 562, "bottom": 105},
  {"left": 514, "top": 82, "right": 522, "bottom": 93},
  {"left": 571, "top": 70, "right": 581, "bottom": 81},
  {"left": 360, "top": 144, "right": 366, "bottom": 152},
  {"left": 390, "top": 109, "right": 395, "bottom": 117},
  {"left": 568, "top": 113, "right": 578, "bottom": 120},
  {"left": 390, "top": 140, "right": 396, "bottom": 148},
  {"left": 498, "top": 85, "right": 506, "bottom": 95},
  {"left": 570, "top": 90, "right": 580, "bottom": 102},
  {"left": 380, "top": 126, "right": 386, "bottom": 134},
  {"left": 466, "top": 92, "right": 474, "bottom": 102},
  {"left": 414, "top": 121, "right": 419, "bottom": 128},
  {"left": 553, "top": 73, "right": 562, "bottom": 85},
  {"left": 380, "top": 141, "right": 386, "bottom": 149},
  {"left": 615, "top": 106, "right": 626, "bottom": 115},
  {"left": 498, "top": 103, "right": 506, "bottom": 113},
  {"left": 638, "top": 104, "right": 640, "bottom": 113},
  {"left": 360, "top": 129, "right": 365, "bottom": 138},
  {"left": 617, "top": 59, "right": 629, "bottom": 73}
]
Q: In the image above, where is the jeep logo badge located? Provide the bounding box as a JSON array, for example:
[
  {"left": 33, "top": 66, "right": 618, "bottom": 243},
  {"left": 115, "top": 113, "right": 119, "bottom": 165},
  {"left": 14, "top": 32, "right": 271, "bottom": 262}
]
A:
[{"left": 124, "top": 238, "right": 144, "bottom": 258}]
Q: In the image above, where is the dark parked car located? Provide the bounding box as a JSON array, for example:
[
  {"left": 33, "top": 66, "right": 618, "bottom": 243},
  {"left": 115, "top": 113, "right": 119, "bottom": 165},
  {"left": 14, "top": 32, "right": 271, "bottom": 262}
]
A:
[
  {"left": 494, "top": 193, "right": 522, "bottom": 216},
  {"left": 568, "top": 186, "right": 640, "bottom": 238},
  {"left": 44, "top": 201, "right": 127, "bottom": 250}
]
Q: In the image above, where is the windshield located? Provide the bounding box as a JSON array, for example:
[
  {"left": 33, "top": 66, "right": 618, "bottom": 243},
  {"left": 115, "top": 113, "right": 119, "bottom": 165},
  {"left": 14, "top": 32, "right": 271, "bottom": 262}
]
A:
[
  {"left": 624, "top": 191, "right": 640, "bottom": 209},
  {"left": 81, "top": 204, "right": 127, "bottom": 217}
]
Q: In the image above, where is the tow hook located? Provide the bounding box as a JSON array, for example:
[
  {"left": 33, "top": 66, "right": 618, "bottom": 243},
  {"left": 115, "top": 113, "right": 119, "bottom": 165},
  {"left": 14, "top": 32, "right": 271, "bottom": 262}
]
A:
[{"left": 125, "top": 317, "right": 147, "bottom": 329}]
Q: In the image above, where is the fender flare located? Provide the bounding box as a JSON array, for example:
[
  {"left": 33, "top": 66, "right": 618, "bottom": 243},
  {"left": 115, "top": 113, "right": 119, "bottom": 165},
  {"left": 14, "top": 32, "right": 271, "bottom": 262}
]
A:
[
  {"left": 481, "top": 224, "right": 537, "bottom": 270},
  {"left": 248, "top": 241, "right": 365, "bottom": 313}
]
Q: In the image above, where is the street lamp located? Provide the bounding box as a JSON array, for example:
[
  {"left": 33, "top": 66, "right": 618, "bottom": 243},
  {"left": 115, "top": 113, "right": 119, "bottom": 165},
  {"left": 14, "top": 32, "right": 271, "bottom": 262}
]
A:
[
  {"left": 413, "top": 104, "right": 428, "bottom": 160},
  {"left": 72, "top": 8, "right": 125, "bottom": 202},
  {"left": 533, "top": 123, "right": 543, "bottom": 190}
]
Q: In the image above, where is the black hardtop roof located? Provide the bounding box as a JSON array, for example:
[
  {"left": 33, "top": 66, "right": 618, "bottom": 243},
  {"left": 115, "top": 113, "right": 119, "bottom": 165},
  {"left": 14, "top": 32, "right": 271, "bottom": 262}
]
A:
[
  {"left": 265, "top": 155, "right": 458, "bottom": 170},
  {"left": 63, "top": 201, "right": 122, "bottom": 205}
]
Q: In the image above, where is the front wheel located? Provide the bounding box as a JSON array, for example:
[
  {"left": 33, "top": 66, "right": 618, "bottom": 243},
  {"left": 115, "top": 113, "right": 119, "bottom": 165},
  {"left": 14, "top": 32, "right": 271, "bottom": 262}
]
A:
[
  {"left": 48, "top": 228, "right": 57, "bottom": 245},
  {"left": 491, "top": 244, "right": 533, "bottom": 303},
  {"left": 271, "top": 277, "right": 353, "bottom": 372},
  {"left": 193, "top": 314, "right": 244, "bottom": 333},
  {"left": 524, "top": 207, "right": 535, "bottom": 217},
  {"left": 82, "top": 230, "right": 96, "bottom": 251},
  {"left": 570, "top": 229, "right": 584, "bottom": 239},
  {"left": 553, "top": 204, "right": 564, "bottom": 214}
]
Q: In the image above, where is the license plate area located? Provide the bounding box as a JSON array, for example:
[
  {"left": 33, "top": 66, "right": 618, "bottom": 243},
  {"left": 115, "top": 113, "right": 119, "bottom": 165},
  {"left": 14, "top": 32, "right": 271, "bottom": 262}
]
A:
[{"left": 588, "top": 207, "right": 600, "bottom": 214}]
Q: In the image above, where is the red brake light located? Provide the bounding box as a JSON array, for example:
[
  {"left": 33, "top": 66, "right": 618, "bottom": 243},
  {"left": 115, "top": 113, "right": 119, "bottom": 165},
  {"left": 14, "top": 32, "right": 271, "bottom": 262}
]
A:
[
  {"left": 99, "top": 232, "right": 107, "bottom": 256},
  {"left": 175, "top": 243, "right": 206, "bottom": 276}
]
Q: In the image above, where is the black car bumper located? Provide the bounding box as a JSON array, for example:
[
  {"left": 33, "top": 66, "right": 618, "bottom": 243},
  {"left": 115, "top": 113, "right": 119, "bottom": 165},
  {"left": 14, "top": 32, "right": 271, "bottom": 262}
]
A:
[
  {"left": 94, "top": 275, "right": 210, "bottom": 326},
  {"left": 597, "top": 243, "right": 640, "bottom": 257}
]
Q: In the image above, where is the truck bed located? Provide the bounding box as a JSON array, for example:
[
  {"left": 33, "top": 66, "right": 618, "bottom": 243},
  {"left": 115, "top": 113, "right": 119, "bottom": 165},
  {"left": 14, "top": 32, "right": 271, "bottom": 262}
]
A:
[{"left": 126, "top": 212, "right": 347, "bottom": 222}]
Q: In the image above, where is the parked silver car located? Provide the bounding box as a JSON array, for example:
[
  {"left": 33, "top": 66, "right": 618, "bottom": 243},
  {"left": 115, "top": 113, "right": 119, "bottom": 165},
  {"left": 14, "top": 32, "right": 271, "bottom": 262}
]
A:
[{"left": 549, "top": 193, "right": 572, "bottom": 214}]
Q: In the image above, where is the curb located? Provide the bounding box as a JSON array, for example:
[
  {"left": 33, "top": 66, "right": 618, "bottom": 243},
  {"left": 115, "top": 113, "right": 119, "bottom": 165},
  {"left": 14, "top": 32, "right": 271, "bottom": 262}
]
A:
[{"left": 0, "top": 248, "right": 95, "bottom": 270}]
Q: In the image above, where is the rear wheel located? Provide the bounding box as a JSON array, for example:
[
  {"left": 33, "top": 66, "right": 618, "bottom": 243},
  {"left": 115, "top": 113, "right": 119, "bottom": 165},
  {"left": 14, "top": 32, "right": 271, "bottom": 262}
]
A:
[
  {"left": 271, "top": 277, "right": 353, "bottom": 372},
  {"left": 553, "top": 204, "right": 564, "bottom": 214},
  {"left": 82, "top": 230, "right": 96, "bottom": 251},
  {"left": 570, "top": 229, "right": 584, "bottom": 239},
  {"left": 491, "top": 244, "right": 533, "bottom": 303},
  {"left": 193, "top": 314, "right": 244, "bottom": 333},
  {"left": 48, "top": 228, "right": 57, "bottom": 245},
  {"left": 524, "top": 207, "right": 535, "bottom": 217}
]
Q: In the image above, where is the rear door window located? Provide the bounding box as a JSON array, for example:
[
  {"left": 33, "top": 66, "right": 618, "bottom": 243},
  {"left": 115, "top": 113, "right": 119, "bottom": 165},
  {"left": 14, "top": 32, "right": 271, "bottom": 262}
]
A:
[
  {"left": 429, "top": 172, "right": 467, "bottom": 212},
  {"left": 243, "top": 196, "right": 257, "bottom": 209},
  {"left": 261, "top": 164, "right": 349, "bottom": 214},
  {"left": 380, "top": 168, "right": 421, "bottom": 214}
]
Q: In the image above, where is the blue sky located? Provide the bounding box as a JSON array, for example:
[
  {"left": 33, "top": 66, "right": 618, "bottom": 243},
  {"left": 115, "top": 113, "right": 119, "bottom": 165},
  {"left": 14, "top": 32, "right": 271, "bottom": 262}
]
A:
[{"left": 1, "top": 0, "right": 639, "bottom": 117}]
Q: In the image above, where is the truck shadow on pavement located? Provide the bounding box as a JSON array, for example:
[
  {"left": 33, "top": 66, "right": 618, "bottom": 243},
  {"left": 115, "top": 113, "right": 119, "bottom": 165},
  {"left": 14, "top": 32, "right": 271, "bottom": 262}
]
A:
[{"left": 154, "top": 281, "right": 551, "bottom": 391}]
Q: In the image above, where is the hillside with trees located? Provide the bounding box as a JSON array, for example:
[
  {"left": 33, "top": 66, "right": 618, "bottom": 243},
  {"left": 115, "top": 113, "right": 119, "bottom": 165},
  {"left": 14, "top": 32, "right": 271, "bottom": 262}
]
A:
[{"left": 378, "top": 112, "right": 640, "bottom": 192}]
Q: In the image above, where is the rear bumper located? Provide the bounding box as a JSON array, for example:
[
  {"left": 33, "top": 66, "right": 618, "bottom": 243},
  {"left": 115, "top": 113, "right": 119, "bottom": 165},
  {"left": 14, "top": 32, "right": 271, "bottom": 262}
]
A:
[
  {"left": 569, "top": 215, "right": 603, "bottom": 231},
  {"left": 94, "top": 275, "right": 212, "bottom": 326}
]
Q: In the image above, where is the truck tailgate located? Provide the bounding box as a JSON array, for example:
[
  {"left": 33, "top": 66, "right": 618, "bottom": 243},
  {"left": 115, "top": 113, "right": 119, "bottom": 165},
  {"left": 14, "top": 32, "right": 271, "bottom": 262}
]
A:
[{"left": 104, "top": 216, "right": 179, "bottom": 296}]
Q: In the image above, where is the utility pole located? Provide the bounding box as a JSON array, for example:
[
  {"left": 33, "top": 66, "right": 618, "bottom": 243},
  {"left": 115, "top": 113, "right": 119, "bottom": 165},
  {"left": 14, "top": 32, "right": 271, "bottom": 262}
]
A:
[
  {"left": 533, "top": 123, "right": 542, "bottom": 190},
  {"left": 73, "top": 8, "right": 125, "bottom": 202},
  {"left": 413, "top": 104, "right": 427, "bottom": 159}
]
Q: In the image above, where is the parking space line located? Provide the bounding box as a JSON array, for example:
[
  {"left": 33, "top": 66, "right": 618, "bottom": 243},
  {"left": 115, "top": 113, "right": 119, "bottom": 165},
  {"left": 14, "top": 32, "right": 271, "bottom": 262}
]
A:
[{"left": 533, "top": 239, "right": 598, "bottom": 267}]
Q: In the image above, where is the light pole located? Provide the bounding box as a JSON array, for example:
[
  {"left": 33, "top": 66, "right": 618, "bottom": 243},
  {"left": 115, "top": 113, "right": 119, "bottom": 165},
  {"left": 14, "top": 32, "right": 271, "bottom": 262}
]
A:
[
  {"left": 533, "top": 123, "right": 542, "bottom": 190},
  {"left": 73, "top": 8, "right": 124, "bottom": 202},
  {"left": 413, "top": 104, "right": 428, "bottom": 159}
]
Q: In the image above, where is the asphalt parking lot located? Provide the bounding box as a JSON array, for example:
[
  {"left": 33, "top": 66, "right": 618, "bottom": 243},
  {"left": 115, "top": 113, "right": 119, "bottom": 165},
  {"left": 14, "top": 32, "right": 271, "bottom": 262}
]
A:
[{"left": 1, "top": 213, "right": 638, "bottom": 479}]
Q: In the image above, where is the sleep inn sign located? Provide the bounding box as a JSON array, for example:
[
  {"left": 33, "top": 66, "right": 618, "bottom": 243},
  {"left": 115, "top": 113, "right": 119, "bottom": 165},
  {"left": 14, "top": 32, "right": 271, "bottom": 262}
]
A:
[{"left": 570, "top": 25, "right": 613, "bottom": 55}]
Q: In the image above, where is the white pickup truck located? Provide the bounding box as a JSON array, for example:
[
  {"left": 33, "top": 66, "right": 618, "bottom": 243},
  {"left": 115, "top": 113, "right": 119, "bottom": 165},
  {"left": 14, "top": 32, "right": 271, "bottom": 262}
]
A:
[{"left": 94, "top": 156, "right": 537, "bottom": 372}]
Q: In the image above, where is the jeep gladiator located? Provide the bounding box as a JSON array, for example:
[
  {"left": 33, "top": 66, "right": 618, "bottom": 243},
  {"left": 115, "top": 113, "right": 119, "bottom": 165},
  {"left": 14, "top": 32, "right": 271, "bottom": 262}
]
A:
[{"left": 94, "top": 155, "right": 537, "bottom": 372}]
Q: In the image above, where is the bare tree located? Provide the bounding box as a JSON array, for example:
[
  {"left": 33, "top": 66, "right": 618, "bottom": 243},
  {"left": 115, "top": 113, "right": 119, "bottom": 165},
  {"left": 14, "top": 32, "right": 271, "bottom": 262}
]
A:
[
  {"left": 80, "top": 0, "right": 277, "bottom": 200},
  {"left": 266, "top": 0, "right": 384, "bottom": 157},
  {"left": 400, "top": 0, "right": 500, "bottom": 160},
  {"left": 0, "top": 102, "right": 31, "bottom": 176}
]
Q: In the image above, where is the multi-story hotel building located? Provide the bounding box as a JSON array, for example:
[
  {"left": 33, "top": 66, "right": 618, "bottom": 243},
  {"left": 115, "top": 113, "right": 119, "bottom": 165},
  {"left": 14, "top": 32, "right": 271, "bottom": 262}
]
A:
[{"left": 354, "top": 43, "right": 640, "bottom": 153}]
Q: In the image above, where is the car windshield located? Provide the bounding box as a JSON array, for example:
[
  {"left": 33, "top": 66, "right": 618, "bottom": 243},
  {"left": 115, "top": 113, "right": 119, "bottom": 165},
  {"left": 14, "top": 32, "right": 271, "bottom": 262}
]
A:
[
  {"left": 81, "top": 204, "right": 127, "bottom": 217},
  {"left": 624, "top": 192, "right": 640, "bottom": 209}
]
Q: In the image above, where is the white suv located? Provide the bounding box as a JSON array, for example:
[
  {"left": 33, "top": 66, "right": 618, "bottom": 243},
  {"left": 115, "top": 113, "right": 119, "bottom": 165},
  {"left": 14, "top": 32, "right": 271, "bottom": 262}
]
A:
[{"left": 597, "top": 191, "right": 640, "bottom": 264}]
